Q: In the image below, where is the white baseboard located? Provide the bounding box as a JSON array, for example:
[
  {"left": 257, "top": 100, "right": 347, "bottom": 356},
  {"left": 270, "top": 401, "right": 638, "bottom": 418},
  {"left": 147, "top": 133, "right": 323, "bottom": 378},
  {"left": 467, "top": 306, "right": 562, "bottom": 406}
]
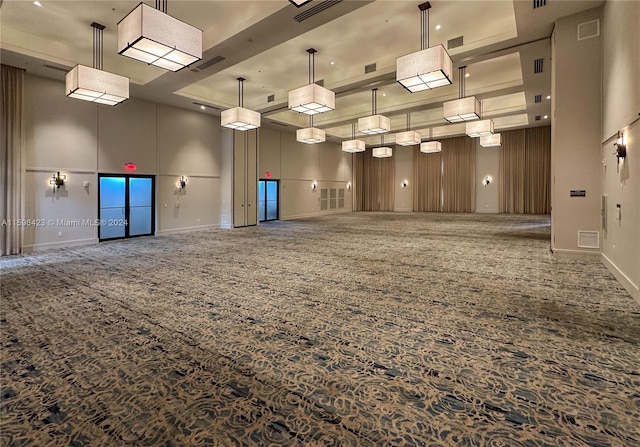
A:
[
  {"left": 281, "top": 209, "right": 352, "bottom": 220},
  {"left": 156, "top": 224, "right": 219, "bottom": 235},
  {"left": 601, "top": 253, "right": 640, "bottom": 304},
  {"left": 220, "top": 223, "right": 233, "bottom": 230},
  {"left": 23, "top": 238, "right": 99, "bottom": 253},
  {"left": 476, "top": 209, "right": 499, "bottom": 214},
  {"left": 394, "top": 208, "right": 413, "bottom": 212},
  {"left": 551, "top": 248, "right": 601, "bottom": 259}
]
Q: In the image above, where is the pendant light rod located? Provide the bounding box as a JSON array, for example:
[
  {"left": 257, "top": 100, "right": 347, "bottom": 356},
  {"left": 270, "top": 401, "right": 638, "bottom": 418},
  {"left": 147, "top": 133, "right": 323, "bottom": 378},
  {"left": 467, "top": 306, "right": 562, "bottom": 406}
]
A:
[
  {"left": 419, "top": 1, "right": 431, "bottom": 51},
  {"left": 406, "top": 113, "right": 411, "bottom": 131},
  {"left": 307, "top": 48, "right": 317, "bottom": 84},
  {"left": 155, "top": 0, "right": 167, "bottom": 13},
  {"left": 352, "top": 123, "right": 356, "bottom": 139},
  {"left": 90, "top": 22, "right": 105, "bottom": 70},
  {"left": 371, "top": 88, "right": 378, "bottom": 115},
  {"left": 237, "top": 77, "right": 245, "bottom": 107}
]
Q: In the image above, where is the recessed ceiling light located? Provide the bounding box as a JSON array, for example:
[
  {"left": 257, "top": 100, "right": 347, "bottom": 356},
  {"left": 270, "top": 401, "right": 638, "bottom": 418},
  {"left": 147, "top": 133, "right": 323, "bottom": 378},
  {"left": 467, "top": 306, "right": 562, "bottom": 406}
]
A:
[
  {"left": 465, "top": 73, "right": 470, "bottom": 78},
  {"left": 330, "top": 61, "right": 335, "bottom": 65},
  {"left": 544, "top": 115, "right": 548, "bottom": 119},
  {"left": 33, "top": 1, "right": 42, "bottom": 6},
  {"left": 200, "top": 105, "right": 206, "bottom": 110},
  {"left": 435, "top": 24, "right": 441, "bottom": 30},
  {"left": 382, "top": 93, "right": 386, "bottom": 97},
  {"left": 546, "top": 95, "right": 551, "bottom": 100}
]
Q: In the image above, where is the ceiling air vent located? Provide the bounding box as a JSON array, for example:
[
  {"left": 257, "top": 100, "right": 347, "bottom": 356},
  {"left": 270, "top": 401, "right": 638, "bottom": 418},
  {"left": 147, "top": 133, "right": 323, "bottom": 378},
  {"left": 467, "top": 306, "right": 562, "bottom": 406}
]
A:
[
  {"left": 267, "top": 94, "right": 275, "bottom": 103},
  {"left": 535, "top": 115, "right": 541, "bottom": 121},
  {"left": 197, "top": 55, "right": 225, "bottom": 70},
  {"left": 533, "top": 0, "right": 547, "bottom": 9},
  {"left": 315, "top": 79, "right": 324, "bottom": 87},
  {"left": 44, "top": 64, "right": 71, "bottom": 72},
  {"left": 447, "top": 36, "right": 464, "bottom": 50},
  {"left": 294, "top": 0, "right": 342, "bottom": 22},
  {"left": 578, "top": 19, "right": 600, "bottom": 41},
  {"left": 534, "top": 94, "right": 542, "bottom": 103},
  {"left": 365, "top": 63, "right": 376, "bottom": 74},
  {"left": 534, "top": 58, "right": 544, "bottom": 74}
]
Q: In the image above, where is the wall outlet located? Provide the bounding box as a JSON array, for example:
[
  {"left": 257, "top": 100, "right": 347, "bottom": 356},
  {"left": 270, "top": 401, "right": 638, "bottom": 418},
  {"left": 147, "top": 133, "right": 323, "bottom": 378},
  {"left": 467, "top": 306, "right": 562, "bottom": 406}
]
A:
[
  {"left": 175, "top": 203, "right": 180, "bottom": 208},
  {"left": 57, "top": 231, "right": 62, "bottom": 237}
]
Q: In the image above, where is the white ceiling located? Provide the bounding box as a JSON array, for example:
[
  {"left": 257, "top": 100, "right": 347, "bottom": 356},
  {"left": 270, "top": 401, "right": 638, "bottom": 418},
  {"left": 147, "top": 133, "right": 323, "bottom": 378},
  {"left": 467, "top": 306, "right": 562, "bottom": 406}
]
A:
[{"left": 0, "top": 0, "right": 604, "bottom": 142}]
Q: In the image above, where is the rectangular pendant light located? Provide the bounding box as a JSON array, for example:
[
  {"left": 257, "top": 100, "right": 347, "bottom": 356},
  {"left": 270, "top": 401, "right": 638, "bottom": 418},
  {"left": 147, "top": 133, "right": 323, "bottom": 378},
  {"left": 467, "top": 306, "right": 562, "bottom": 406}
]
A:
[
  {"left": 466, "top": 119, "right": 494, "bottom": 137},
  {"left": 118, "top": 3, "right": 202, "bottom": 72},
  {"left": 289, "top": 0, "right": 313, "bottom": 7},
  {"left": 480, "top": 133, "right": 501, "bottom": 147},
  {"left": 358, "top": 115, "right": 391, "bottom": 135},
  {"left": 342, "top": 140, "right": 366, "bottom": 153},
  {"left": 221, "top": 107, "right": 260, "bottom": 131},
  {"left": 288, "top": 83, "right": 335, "bottom": 115},
  {"left": 372, "top": 147, "right": 393, "bottom": 158},
  {"left": 443, "top": 96, "right": 481, "bottom": 123},
  {"left": 396, "top": 45, "right": 453, "bottom": 93},
  {"left": 297, "top": 127, "right": 326, "bottom": 144},
  {"left": 420, "top": 141, "right": 442, "bottom": 153},
  {"left": 395, "top": 130, "right": 422, "bottom": 146},
  {"left": 65, "top": 65, "right": 129, "bottom": 106}
]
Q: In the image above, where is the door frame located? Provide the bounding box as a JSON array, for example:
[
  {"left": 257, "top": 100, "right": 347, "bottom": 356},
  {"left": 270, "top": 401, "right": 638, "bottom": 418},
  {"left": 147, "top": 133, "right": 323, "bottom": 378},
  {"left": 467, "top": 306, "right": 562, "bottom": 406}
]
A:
[
  {"left": 259, "top": 179, "right": 279, "bottom": 222},
  {"left": 98, "top": 173, "right": 156, "bottom": 242}
]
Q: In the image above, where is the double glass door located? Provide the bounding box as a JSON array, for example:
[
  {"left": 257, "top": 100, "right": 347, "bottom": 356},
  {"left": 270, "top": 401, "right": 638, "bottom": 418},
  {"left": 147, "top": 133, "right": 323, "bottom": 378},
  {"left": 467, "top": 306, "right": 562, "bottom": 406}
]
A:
[
  {"left": 98, "top": 175, "right": 154, "bottom": 241},
  {"left": 258, "top": 180, "right": 278, "bottom": 222}
]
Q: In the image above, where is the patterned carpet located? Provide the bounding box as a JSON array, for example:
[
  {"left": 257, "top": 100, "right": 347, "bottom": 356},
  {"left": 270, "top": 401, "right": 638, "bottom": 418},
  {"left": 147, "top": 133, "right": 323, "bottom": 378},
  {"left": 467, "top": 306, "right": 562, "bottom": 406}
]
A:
[{"left": 1, "top": 213, "right": 639, "bottom": 447}]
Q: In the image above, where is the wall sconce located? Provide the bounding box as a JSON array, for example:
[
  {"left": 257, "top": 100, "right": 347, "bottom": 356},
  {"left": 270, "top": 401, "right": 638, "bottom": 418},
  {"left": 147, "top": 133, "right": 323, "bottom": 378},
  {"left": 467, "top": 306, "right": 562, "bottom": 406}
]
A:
[
  {"left": 311, "top": 180, "right": 318, "bottom": 190},
  {"left": 614, "top": 131, "right": 627, "bottom": 160},
  {"left": 346, "top": 181, "right": 352, "bottom": 190},
  {"left": 482, "top": 175, "right": 492, "bottom": 187},
  {"left": 176, "top": 175, "right": 188, "bottom": 190},
  {"left": 49, "top": 172, "right": 66, "bottom": 192},
  {"left": 401, "top": 179, "right": 408, "bottom": 188}
]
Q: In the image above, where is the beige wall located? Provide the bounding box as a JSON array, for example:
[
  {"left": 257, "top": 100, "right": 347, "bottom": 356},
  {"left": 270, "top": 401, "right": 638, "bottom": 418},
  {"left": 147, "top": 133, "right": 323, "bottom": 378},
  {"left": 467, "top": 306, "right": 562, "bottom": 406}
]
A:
[
  {"left": 551, "top": 7, "right": 603, "bottom": 255},
  {"left": 22, "top": 74, "right": 221, "bottom": 250},
  {"left": 475, "top": 142, "right": 500, "bottom": 213},
  {"left": 601, "top": 0, "right": 640, "bottom": 302},
  {"left": 394, "top": 146, "right": 413, "bottom": 212},
  {"left": 258, "top": 127, "right": 352, "bottom": 219}
]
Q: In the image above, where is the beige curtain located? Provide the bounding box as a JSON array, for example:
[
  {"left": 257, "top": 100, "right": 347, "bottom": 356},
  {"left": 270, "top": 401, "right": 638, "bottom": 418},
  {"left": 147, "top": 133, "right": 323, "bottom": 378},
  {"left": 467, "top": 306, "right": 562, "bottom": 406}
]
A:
[
  {"left": 499, "top": 126, "right": 550, "bottom": 214},
  {"left": 354, "top": 149, "right": 395, "bottom": 211},
  {"left": 1, "top": 65, "right": 25, "bottom": 256},
  {"left": 441, "top": 136, "right": 476, "bottom": 212},
  {"left": 413, "top": 147, "right": 442, "bottom": 212}
]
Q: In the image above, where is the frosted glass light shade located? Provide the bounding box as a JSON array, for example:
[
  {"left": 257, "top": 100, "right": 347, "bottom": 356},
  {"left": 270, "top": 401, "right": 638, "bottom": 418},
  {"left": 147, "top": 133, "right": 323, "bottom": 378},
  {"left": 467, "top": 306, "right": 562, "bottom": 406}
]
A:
[
  {"left": 420, "top": 141, "right": 442, "bottom": 153},
  {"left": 396, "top": 45, "right": 453, "bottom": 93},
  {"left": 358, "top": 114, "right": 391, "bottom": 135},
  {"left": 372, "top": 147, "right": 393, "bottom": 158},
  {"left": 118, "top": 3, "right": 202, "bottom": 71},
  {"left": 466, "top": 119, "right": 494, "bottom": 137},
  {"left": 342, "top": 140, "right": 366, "bottom": 153},
  {"left": 395, "top": 130, "right": 422, "bottom": 146},
  {"left": 65, "top": 65, "right": 129, "bottom": 106},
  {"left": 221, "top": 107, "right": 261, "bottom": 131},
  {"left": 288, "top": 83, "right": 335, "bottom": 115},
  {"left": 443, "top": 96, "right": 481, "bottom": 123},
  {"left": 297, "top": 127, "right": 326, "bottom": 144},
  {"left": 480, "top": 133, "right": 501, "bottom": 147}
]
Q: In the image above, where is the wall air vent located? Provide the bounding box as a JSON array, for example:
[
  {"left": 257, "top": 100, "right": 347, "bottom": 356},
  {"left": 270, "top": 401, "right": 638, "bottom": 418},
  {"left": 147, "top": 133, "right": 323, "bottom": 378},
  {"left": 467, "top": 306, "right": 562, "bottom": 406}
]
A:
[
  {"left": 534, "top": 58, "right": 544, "bottom": 74},
  {"left": 294, "top": 0, "right": 342, "bottom": 22},
  {"left": 578, "top": 19, "right": 600, "bottom": 41},
  {"left": 577, "top": 231, "right": 599, "bottom": 249},
  {"left": 534, "top": 94, "right": 542, "bottom": 103},
  {"left": 267, "top": 94, "right": 275, "bottom": 103},
  {"left": 533, "top": 0, "right": 547, "bottom": 9},
  {"left": 447, "top": 36, "right": 464, "bottom": 50},
  {"left": 365, "top": 63, "right": 377, "bottom": 74},
  {"left": 196, "top": 55, "right": 225, "bottom": 70},
  {"left": 535, "top": 115, "right": 541, "bottom": 121}
]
